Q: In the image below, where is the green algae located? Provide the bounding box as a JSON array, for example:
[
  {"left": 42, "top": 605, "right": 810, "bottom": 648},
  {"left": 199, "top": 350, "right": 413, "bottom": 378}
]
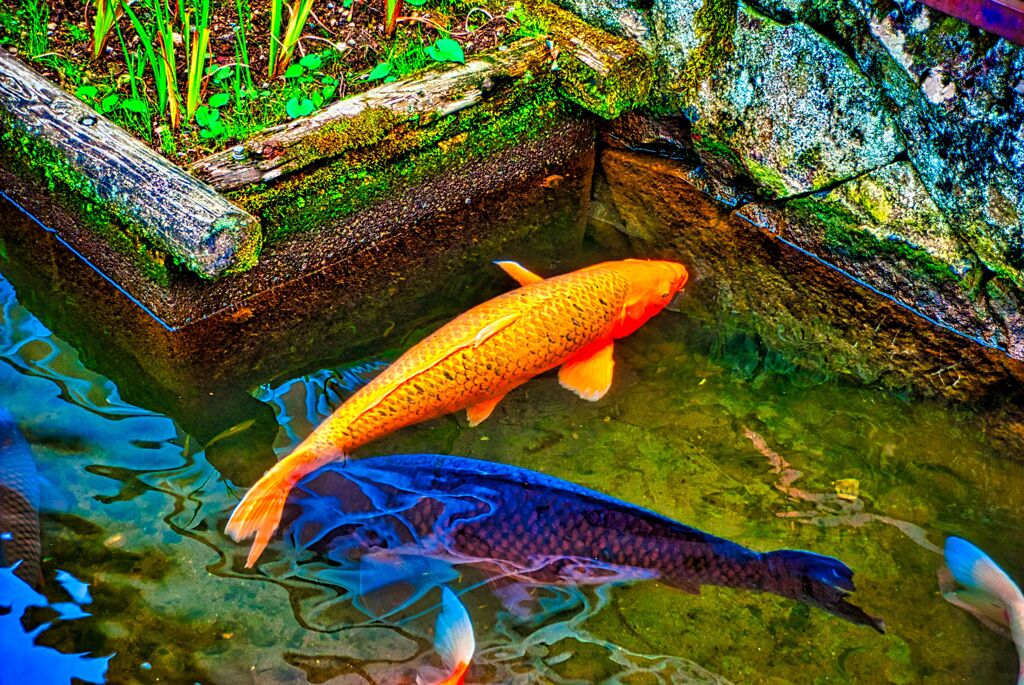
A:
[
  {"left": 523, "top": 0, "right": 654, "bottom": 118},
  {"left": 676, "top": 0, "right": 739, "bottom": 96},
  {"left": 232, "top": 64, "right": 569, "bottom": 240},
  {"left": 746, "top": 157, "right": 790, "bottom": 198},
  {"left": 0, "top": 117, "right": 172, "bottom": 285},
  {"left": 787, "top": 196, "right": 961, "bottom": 286}
]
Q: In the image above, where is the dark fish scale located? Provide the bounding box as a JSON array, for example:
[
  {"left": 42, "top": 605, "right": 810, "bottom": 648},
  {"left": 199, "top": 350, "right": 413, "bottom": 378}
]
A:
[{"left": 283, "top": 455, "right": 885, "bottom": 633}]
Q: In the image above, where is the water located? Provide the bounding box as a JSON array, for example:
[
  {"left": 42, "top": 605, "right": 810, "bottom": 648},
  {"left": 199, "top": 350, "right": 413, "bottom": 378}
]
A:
[{"left": 1, "top": 246, "right": 1023, "bottom": 684}]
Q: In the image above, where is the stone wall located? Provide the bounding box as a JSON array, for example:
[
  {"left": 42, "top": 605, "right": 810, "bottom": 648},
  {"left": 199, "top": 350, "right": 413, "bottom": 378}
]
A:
[{"left": 558, "top": 0, "right": 1024, "bottom": 360}]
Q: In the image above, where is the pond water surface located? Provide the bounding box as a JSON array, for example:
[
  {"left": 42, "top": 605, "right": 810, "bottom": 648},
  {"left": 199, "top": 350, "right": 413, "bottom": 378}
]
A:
[{"left": 1, "top": 237, "right": 1023, "bottom": 684}]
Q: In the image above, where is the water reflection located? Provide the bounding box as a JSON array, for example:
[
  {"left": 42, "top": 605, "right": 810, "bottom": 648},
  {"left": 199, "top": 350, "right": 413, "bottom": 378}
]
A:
[{"left": 256, "top": 454, "right": 881, "bottom": 681}]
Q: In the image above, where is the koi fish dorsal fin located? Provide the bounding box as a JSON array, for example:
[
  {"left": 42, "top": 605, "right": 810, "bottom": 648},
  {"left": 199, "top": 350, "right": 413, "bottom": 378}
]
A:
[
  {"left": 436, "top": 587, "right": 475, "bottom": 680},
  {"left": 360, "top": 312, "right": 521, "bottom": 418},
  {"left": 466, "top": 393, "right": 506, "bottom": 427},
  {"left": 495, "top": 260, "right": 544, "bottom": 286},
  {"left": 559, "top": 341, "right": 614, "bottom": 401}
]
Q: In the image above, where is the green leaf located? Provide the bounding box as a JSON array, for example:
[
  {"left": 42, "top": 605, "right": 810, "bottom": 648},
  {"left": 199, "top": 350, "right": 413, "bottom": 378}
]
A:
[
  {"left": 209, "top": 92, "right": 231, "bottom": 108},
  {"left": 99, "top": 92, "right": 120, "bottom": 112},
  {"left": 286, "top": 97, "right": 315, "bottom": 118},
  {"left": 311, "top": 91, "right": 323, "bottom": 107},
  {"left": 405, "top": 0, "right": 427, "bottom": 6},
  {"left": 195, "top": 104, "right": 216, "bottom": 127},
  {"left": 213, "top": 66, "right": 233, "bottom": 83},
  {"left": 321, "top": 85, "right": 336, "bottom": 99},
  {"left": 383, "top": 75, "right": 397, "bottom": 83},
  {"left": 321, "top": 75, "right": 337, "bottom": 85},
  {"left": 367, "top": 61, "right": 392, "bottom": 81},
  {"left": 75, "top": 84, "right": 98, "bottom": 100},
  {"left": 427, "top": 38, "right": 465, "bottom": 64},
  {"left": 120, "top": 98, "right": 149, "bottom": 113},
  {"left": 283, "top": 64, "right": 304, "bottom": 79},
  {"left": 299, "top": 54, "right": 322, "bottom": 70}
]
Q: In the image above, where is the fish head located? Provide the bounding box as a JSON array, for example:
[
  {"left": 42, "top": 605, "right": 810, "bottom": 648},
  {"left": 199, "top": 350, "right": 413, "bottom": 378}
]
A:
[{"left": 611, "top": 260, "right": 689, "bottom": 335}]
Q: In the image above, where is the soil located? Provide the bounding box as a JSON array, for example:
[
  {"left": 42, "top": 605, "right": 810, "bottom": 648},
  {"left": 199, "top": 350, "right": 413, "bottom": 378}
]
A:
[{"left": 2, "top": 0, "right": 516, "bottom": 162}]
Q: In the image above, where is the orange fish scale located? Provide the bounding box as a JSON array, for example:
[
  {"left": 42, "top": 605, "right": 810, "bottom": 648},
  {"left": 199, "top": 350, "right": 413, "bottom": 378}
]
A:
[{"left": 301, "top": 268, "right": 630, "bottom": 455}]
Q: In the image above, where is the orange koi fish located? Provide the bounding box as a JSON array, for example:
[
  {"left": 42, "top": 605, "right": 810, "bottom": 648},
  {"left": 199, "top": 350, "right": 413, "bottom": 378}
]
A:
[
  {"left": 226, "top": 259, "right": 689, "bottom": 566},
  {"left": 428, "top": 587, "right": 475, "bottom": 685}
]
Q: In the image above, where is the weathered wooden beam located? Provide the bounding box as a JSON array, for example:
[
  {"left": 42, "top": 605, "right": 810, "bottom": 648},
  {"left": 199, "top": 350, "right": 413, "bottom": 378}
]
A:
[
  {"left": 191, "top": 39, "right": 548, "bottom": 192},
  {"left": 524, "top": 0, "right": 653, "bottom": 119},
  {"left": 920, "top": 0, "right": 1024, "bottom": 45},
  {"left": 0, "top": 50, "right": 262, "bottom": 279}
]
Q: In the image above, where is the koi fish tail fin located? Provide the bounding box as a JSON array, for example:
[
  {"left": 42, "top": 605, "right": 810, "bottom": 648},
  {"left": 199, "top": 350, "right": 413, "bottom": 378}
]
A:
[
  {"left": 944, "top": 537, "right": 1024, "bottom": 612},
  {"left": 435, "top": 587, "right": 475, "bottom": 685},
  {"left": 762, "top": 549, "right": 886, "bottom": 633},
  {"left": 226, "top": 450, "right": 335, "bottom": 568}
]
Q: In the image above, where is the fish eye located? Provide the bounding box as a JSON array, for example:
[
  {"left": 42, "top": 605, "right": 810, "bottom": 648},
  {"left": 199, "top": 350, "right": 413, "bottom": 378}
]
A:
[{"left": 661, "top": 292, "right": 670, "bottom": 299}]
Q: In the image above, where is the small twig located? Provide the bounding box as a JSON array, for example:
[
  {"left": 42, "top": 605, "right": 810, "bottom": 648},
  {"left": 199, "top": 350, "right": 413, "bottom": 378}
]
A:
[
  {"left": 464, "top": 7, "right": 493, "bottom": 32},
  {"left": 296, "top": 34, "right": 351, "bottom": 54},
  {"left": 347, "top": 0, "right": 358, "bottom": 23},
  {"left": 395, "top": 15, "right": 450, "bottom": 32}
]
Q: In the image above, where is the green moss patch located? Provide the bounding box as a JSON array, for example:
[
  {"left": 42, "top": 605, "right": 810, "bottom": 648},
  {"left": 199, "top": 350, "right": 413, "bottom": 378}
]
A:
[
  {"left": 676, "top": 0, "right": 739, "bottom": 96},
  {"left": 0, "top": 114, "right": 172, "bottom": 285},
  {"left": 232, "top": 65, "right": 571, "bottom": 240}
]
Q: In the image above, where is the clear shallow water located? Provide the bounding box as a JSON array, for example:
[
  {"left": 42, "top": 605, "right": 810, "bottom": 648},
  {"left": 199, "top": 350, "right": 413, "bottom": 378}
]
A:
[{"left": 1, "top": 257, "right": 1023, "bottom": 684}]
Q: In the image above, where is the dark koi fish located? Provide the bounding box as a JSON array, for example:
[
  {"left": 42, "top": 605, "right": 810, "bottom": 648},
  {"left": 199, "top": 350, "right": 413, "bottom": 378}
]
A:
[
  {"left": 279, "top": 454, "right": 885, "bottom": 632},
  {"left": 0, "top": 408, "right": 41, "bottom": 587}
]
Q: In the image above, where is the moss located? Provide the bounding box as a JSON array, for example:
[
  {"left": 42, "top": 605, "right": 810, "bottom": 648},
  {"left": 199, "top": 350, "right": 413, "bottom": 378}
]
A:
[
  {"left": 231, "top": 60, "right": 572, "bottom": 240},
  {"left": 676, "top": 0, "right": 739, "bottom": 96},
  {"left": 693, "top": 137, "right": 743, "bottom": 169},
  {"left": 787, "top": 196, "right": 959, "bottom": 286},
  {"left": 0, "top": 114, "right": 172, "bottom": 285},
  {"left": 745, "top": 157, "right": 790, "bottom": 198},
  {"left": 517, "top": 1, "right": 654, "bottom": 118}
]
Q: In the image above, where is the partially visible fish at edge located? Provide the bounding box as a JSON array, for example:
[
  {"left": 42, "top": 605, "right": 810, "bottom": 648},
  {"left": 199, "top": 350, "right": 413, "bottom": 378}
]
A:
[
  {"left": 0, "top": 408, "right": 42, "bottom": 587},
  {"left": 424, "top": 587, "right": 475, "bottom": 685},
  {"left": 227, "top": 259, "right": 689, "bottom": 566},
  {"left": 941, "top": 537, "right": 1024, "bottom": 685}
]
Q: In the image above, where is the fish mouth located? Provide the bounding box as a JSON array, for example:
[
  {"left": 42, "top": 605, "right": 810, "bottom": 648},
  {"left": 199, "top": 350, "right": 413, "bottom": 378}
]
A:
[{"left": 667, "top": 290, "right": 687, "bottom": 312}]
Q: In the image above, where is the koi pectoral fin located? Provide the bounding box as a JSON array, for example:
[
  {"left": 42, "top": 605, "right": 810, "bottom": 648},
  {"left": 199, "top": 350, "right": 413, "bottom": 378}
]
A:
[
  {"left": 467, "top": 394, "right": 506, "bottom": 427},
  {"left": 495, "top": 260, "right": 544, "bottom": 286},
  {"left": 559, "top": 341, "right": 614, "bottom": 402}
]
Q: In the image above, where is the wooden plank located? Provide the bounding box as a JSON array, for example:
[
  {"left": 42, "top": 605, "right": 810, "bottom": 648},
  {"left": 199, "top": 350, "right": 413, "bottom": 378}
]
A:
[
  {"left": 191, "top": 39, "right": 548, "bottom": 192},
  {"left": 0, "top": 50, "right": 262, "bottom": 279},
  {"left": 920, "top": 0, "right": 1024, "bottom": 45}
]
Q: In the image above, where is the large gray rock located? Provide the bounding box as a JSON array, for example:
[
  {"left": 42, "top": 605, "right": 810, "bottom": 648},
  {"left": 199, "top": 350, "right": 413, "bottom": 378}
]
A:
[
  {"left": 860, "top": 4, "right": 1024, "bottom": 287},
  {"left": 656, "top": 2, "right": 905, "bottom": 198}
]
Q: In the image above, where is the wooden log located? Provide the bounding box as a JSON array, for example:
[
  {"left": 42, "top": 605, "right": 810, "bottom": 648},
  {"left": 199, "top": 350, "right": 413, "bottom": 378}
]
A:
[
  {"left": 191, "top": 39, "right": 549, "bottom": 192},
  {"left": 524, "top": 0, "right": 654, "bottom": 119},
  {"left": 919, "top": 0, "right": 1024, "bottom": 46},
  {"left": 0, "top": 50, "right": 262, "bottom": 279}
]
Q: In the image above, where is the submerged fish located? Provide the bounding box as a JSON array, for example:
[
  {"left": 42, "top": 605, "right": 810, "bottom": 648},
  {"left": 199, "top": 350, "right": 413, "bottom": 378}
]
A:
[
  {"left": 427, "top": 587, "right": 475, "bottom": 685},
  {"left": 942, "top": 537, "right": 1024, "bottom": 685},
  {"left": 0, "top": 408, "right": 42, "bottom": 587},
  {"left": 228, "top": 259, "right": 689, "bottom": 566},
  {"left": 281, "top": 454, "right": 885, "bottom": 632}
]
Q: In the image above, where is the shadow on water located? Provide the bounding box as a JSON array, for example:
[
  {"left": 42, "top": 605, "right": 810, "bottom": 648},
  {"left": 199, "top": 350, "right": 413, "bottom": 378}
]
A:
[{"left": 0, "top": 156, "right": 1023, "bottom": 682}]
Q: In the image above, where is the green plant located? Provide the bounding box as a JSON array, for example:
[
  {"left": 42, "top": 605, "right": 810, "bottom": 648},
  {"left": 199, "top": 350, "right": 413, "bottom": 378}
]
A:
[
  {"left": 65, "top": 21, "right": 89, "bottom": 43},
  {"left": 122, "top": 0, "right": 181, "bottom": 127},
  {"left": 384, "top": 0, "right": 403, "bottom": 37},
  {"left": 426, "top": 37, "right": 464, "bottom": 63},
  {"left": 183, "top": 0, "right": 212, "bottom": 119},
  {"left": 269, "top": 0, "right": 315, "bottom": 78},
  {"left": 89, "top": 0, "right": 122, "bottom": 59},
  {"left": 506, "top": 5, "right": 548, "bottom": 39},
  {"left": 21, "top": 0, "right": 49, "bottom": 58}
]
